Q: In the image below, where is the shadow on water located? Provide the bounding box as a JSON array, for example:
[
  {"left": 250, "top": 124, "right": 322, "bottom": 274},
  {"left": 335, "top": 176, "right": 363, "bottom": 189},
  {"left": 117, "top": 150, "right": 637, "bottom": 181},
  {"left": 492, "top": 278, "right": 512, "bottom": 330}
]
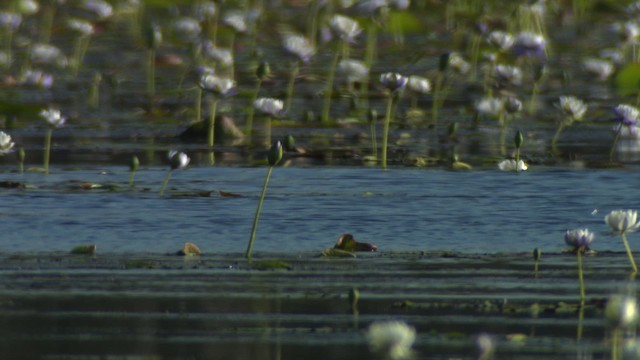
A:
[{"left": 0, "top": 251, "right": 632, "bottom": 359}]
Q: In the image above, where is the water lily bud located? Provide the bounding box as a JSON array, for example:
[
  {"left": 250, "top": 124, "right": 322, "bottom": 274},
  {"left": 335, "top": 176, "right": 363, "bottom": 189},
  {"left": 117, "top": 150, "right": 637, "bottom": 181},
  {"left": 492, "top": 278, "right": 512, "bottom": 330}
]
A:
[
  {"left": 349, "top": 288, "right": 359, "bottom": 308},
  {"left": 168, "top": 150, "right": 190, "bottom": 170},
  {"left": 533, "top": 247, "right": 541, "bottom": 261},
  {"left": 515, "top": 130, "right": 523, "bottom": 149},
  {"left": 368, "top": 109, "right": 378, "bottom": 123},
  {"left": 283, "top": 134, "right": 295, "bottom": 151},
  {"left": 146, "top": 23, "right": 162, "bottom": 50},
  {"left": 438, "top": 52, "right": 450, "bottom": 72},
  {"left": 130, "top": 155, "right": 139, "bottom": 172},
  {"left": 268, "top": 141, "right": 283, "bottom": 166},
  {"left": 257, "top": 61, "right": 271, "bottom": 80},
  {"left": 448, "top": 122, "right": 458, "bottom": 137}
]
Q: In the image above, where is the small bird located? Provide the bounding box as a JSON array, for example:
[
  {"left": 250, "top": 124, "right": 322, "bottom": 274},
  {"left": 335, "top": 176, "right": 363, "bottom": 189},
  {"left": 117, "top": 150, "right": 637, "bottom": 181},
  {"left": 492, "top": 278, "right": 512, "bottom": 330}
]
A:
[{"left": 334, "top": 233, "right": 377, "bottom": 252}]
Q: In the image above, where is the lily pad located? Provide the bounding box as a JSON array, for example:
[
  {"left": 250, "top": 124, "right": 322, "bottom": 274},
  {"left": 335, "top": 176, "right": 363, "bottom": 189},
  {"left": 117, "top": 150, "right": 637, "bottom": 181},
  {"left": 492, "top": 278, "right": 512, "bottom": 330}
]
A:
[
  {"left": 321, "top": 248, "right": 357, "bottom": 258},
  {"left": 70, "top": 244, "right": 97, "bottom": 255}
]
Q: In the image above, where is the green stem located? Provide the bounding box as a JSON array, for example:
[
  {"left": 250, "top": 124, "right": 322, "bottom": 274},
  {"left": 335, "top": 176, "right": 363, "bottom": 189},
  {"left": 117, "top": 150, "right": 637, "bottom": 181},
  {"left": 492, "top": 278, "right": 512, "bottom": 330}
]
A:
[
  {"left": 321, "top": 41, "right": 342, "bottom": 124},
  {"left": 529, "top": 82, "right": 539, "bottom": 114},
  {"left": 285, "top": 60, "right": 299, "bottom": 114},
  {"left": 247, "top": 78, "right": 263, "bottom": 137},
  {"left": 370, "top": 118, "right": 377, "bottom": 158},
  {"left": 129, "top": 170, "right": 136, "bottom": 188},
  {"left": 552, "top": 123, "right": 565, "bottom": 154},
  {"left": 610, "top": 125, "right": 623, "bottom": 162},
  {"left": 381, "top": 93, "right": 394, "bottom": 169},
  {"left": 577, "top": 300, "right": 585, "bottom": 341},
  {"left": 43, "top": 128, "right": 53, "bottom": 174},
  {"left": 159, "top": 170, "right": 172, "bottom": 196},
  {"left": 365, "top": 22, "right": 377, "bottom": 69},
  {"left": 246, "top": 165, "right": 274, "bottom": 260},
  {"left": 621, "top": 233, "right": 638, "bottom": 273},
  {"left": 432, "top": 71, "right": 444, "bottom": 125},
  {"left": 612, "top": 328, "right": 620, "bottom": 360},
  {"left": 534, "top": 261, "right": 538, "bottom": 278},
  {"left": 577, "top": 250, "right": 585, "bottom": 302},
  {"left": 195, "top": 87, "right": 202, "bottom": 122},
  {"left": 208, "top": 98, "right": 218, "bottom": 166},
  {"left": 147, "top": 48, "right": 155, "bottom": 97}
]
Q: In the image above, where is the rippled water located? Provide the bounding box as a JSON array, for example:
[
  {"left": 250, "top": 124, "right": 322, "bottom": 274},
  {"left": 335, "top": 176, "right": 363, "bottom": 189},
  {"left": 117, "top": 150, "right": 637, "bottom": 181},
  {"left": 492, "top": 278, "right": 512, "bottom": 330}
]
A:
[{"left": 1, "top": 166, "right": 638, "bottom": 254}]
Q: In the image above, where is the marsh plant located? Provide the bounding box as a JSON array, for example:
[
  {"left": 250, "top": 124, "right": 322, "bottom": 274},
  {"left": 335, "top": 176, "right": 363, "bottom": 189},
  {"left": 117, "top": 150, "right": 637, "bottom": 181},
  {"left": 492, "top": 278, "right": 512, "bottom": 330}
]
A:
[
  {"left": 379, "top": 72, "right": 408, "bottom": 169},
  {"left": 129, "top": 155, "right": 139, "bottom": 188},
  {"left": 282, "top": 33, "right": 315, "bottom": 114},
  {"left": 366, "top": 320, "right": 415, "bottom": 360},
  {"left": 498, "top": 130, "right": 528, "bottom": 172},
  {"left": 564, "top": 228, "right": 594, "bottom": 301},
  {"left": 144, "top": 23, "right": 162, "bottom": 97},
  {"left": 67, "top": 18, "right": 95, "bottom": 78},
  {"left": 246, "top": 141, "right": 282, "bottom": 260},
  {"left": 159, "top": 151, "right": 190, "bottom": 196},
  {"left": 606, "top": 294, "right": 639, "bottom": 360},
  {"left": 533, "top": 247, "right": 541, "bottom": 277},
  {"left": 253, "top": 97, "right": 284, "bottom": 146},
  {"left": 605, "top": 209, "right": 640, "bottom": 273},
  {"left": 611, "top": 104, "right": 640, "bottom": 162},
  {"left": 245, "top": 61, "right": 271, "bottom": 138},
  {"left": 0, "top": 131, "right": 15, "bottom": 156},
  {"left": 199, "top": 73, "right": 236, "bottom": 165},
  {"left": 553, "top": 96, "right": 587, "bottom": 153},
  {"left": 322, "top": 14, "right": 362, "bottom": 124},
  {"left": 40, "top": 108, "right": 66, "bottom": 174}
]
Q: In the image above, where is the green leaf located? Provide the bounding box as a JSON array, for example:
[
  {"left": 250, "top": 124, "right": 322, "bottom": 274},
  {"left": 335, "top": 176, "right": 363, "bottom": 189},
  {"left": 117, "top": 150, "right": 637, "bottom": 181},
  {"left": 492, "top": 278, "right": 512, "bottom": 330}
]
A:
[{"left": 615, "top": 63, "right": 640, "bottom": 96}]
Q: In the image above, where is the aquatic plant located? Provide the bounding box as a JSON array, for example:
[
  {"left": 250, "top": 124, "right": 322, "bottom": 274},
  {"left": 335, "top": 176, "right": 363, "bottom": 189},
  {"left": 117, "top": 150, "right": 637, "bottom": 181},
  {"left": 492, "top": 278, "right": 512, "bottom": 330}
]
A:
[
  {"left": 564, "top": 228, "right": 594, "bottom": 301},
  {"left": 246, "top": 61, "right": 271, "bottom": 138},
  {"left": 159, "top": 150, "right": 190, "bottom": 196},
  {"left": 246, "top": 141, "right": 282, "bottom": 260},
  {"left": 532, "top": 247, "right": 541, "bottom": 277},
  {"left": 282, "top": 33, "right": 316, "bottom": 114},
  {"left": 199, "top": 73, "right": 236, "bottom": 165},
  {"left": 144, "top": 23, "right": 162, "bottom": 97},
  {"left": 583, "top": 58, "right": 614, "bottom": 81},
  {"left": 406, "top": 75, "right": 430, "bottom": 110},
  {"left": 366, "top": 320, "right": 415, "bottom": 360},
  {"left": 0, "top": 131, "right": 15, "bottom": 155},
  {"left": 552, "top": 96, "right": 587, "bottom": 152},
  {"left": 606, "top": 294, "right": 638, "bottom": 359},
  {"left": 253, "top": 97, "right": 284, "bottom": 146},
  {"left": 605, "top": 209, "right": 640, "bottom": 273},
  {"left": 40, "top": 108, "right": 66, "bottom": 174},
  {"left": 610, "top": 104, "right": 640, "bottom": 162},
  {"left": 129, "top": 155, "right": 139, "bottom": 188},
  {"left": 67, "top": 18, "right": 95, "bottom": 78},
  {"left": 379, "top": 72, "right": 408, "bottom": 169},
  {"left": 322, "top": 14, "right": 362, "bottom": 124}
]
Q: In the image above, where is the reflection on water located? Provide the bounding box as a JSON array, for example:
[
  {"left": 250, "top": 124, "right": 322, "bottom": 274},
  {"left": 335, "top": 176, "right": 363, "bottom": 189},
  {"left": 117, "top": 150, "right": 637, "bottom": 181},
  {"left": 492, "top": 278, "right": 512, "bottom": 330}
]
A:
[{"left": 0, "top": 166, "right": 637, "bottom": 254}]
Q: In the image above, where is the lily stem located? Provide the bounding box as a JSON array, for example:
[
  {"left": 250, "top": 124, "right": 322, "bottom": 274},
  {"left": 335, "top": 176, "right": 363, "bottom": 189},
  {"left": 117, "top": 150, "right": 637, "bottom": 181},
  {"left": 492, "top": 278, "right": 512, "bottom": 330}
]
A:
[
  {"left": 610, "top": 124, "right": 623, "bottom": 162},
  {"left": 621, "top": 233, "right": 638, "bottom": 273},
  {"left": 159, "top": 170, "right": 172, "bottom": 196},
  {"left": 577, "top": 250, "right": 585, "bottom": 302},
  {"left": 246, "top": 165, "right": 274, "bottom": 260},
  {"left": 321, "top": 40, "right": 343, "bottom": 124},
  {"left": 43, "top": 128, "right": 53, "bottom": 175},
  {"left": 208, "top": 98, "right": 218, "bottom": 166},
  {"left": 381, "top": 93, "right": 394, "bottom": 169}
]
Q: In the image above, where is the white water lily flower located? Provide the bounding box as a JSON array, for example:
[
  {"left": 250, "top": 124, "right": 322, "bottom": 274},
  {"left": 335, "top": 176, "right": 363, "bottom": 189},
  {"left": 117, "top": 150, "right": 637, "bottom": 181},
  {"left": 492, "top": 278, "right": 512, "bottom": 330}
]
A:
[
  {"left": 380, "top": 72, "right": 408, "bottom": 92},
  {"left": 328, "top": 14, "right": 362, "bottom": 42},
  {"left": 83, "top": 0, "right": 113, "bottom": 20},
  {"left": 67, "top": 18, "right": 94, "bottom": 36},
  {"left": 168, "top": 150, "right": 190, "bottom": 170},
  {"left": 606, "top": 295, "right": 638, "bottom": 329},
  {"left": 338, "top": 59, "right": 369, "bottom": 84},
  {"left": 487, "top": 30, "right": 514, "bottom": 50},
  {"left": 583, "top": 58, "right": 614, "bottom": 81},
  {"left": 476, "top": 97, "right": 504, "bottom": 117},
  {"left": 513, "top": 31, "right": 546, "bottom": 58},
  {"left": 605, "top": 210, "right": 640, "bottom": 234},
  {"left": 254, "top": 98, "right": 284, "bottom": 117},
  {"left": 494, "top": 64, "right": 522, "bottom": 87},
  {"left": 223, "top": 11, "right": 248, "bottom": 33},
  {"left": 498, "top": 159, "right": 528, "bottom": 171},
  {"left": 202, "top": 43, "right": 233, "bottom": 66},
  {"left": 448, "top": 53, "right": 470, "bottom": 74},
  {"left": 283, "top": 33, "right": 315, "bottom": 63},
  {"left": 173, "top": 17, "right": 201, "bottom": 42},
  {"left": 0, "top": 131, "right": 15, "bottom": 155},
  {"left": 193, "top": 2, "right": 216, "bottom": 21},
  {"left": 199, "top": 74, "right": 235, "bottom": 96},
  {"left": 367, "top": 320, "right": 415, "bottom": 360},
  {"left": 31, "top": 44, "right": 67, "bottom": 67},
  {"left": 0, "top": 12, "right": 21, "bottom": 30},
  {"left": 558, "top": 96, "right": 587, "bottom": 121},
  {"left": 40, "top": 108, "right": 66, "bottom": 128},
  {"left": 407, "top": 75, "right": 431, "bottom": 94},
  {"left": 17, "top": 0, "right": 39, "bottom": 15}
]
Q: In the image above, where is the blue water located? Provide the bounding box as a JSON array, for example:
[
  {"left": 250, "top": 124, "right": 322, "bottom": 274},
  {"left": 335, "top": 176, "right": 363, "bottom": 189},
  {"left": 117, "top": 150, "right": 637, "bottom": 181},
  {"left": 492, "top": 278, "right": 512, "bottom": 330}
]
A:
[{"left": 0, "top": 166, "right": 638, "bottom": 255}]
